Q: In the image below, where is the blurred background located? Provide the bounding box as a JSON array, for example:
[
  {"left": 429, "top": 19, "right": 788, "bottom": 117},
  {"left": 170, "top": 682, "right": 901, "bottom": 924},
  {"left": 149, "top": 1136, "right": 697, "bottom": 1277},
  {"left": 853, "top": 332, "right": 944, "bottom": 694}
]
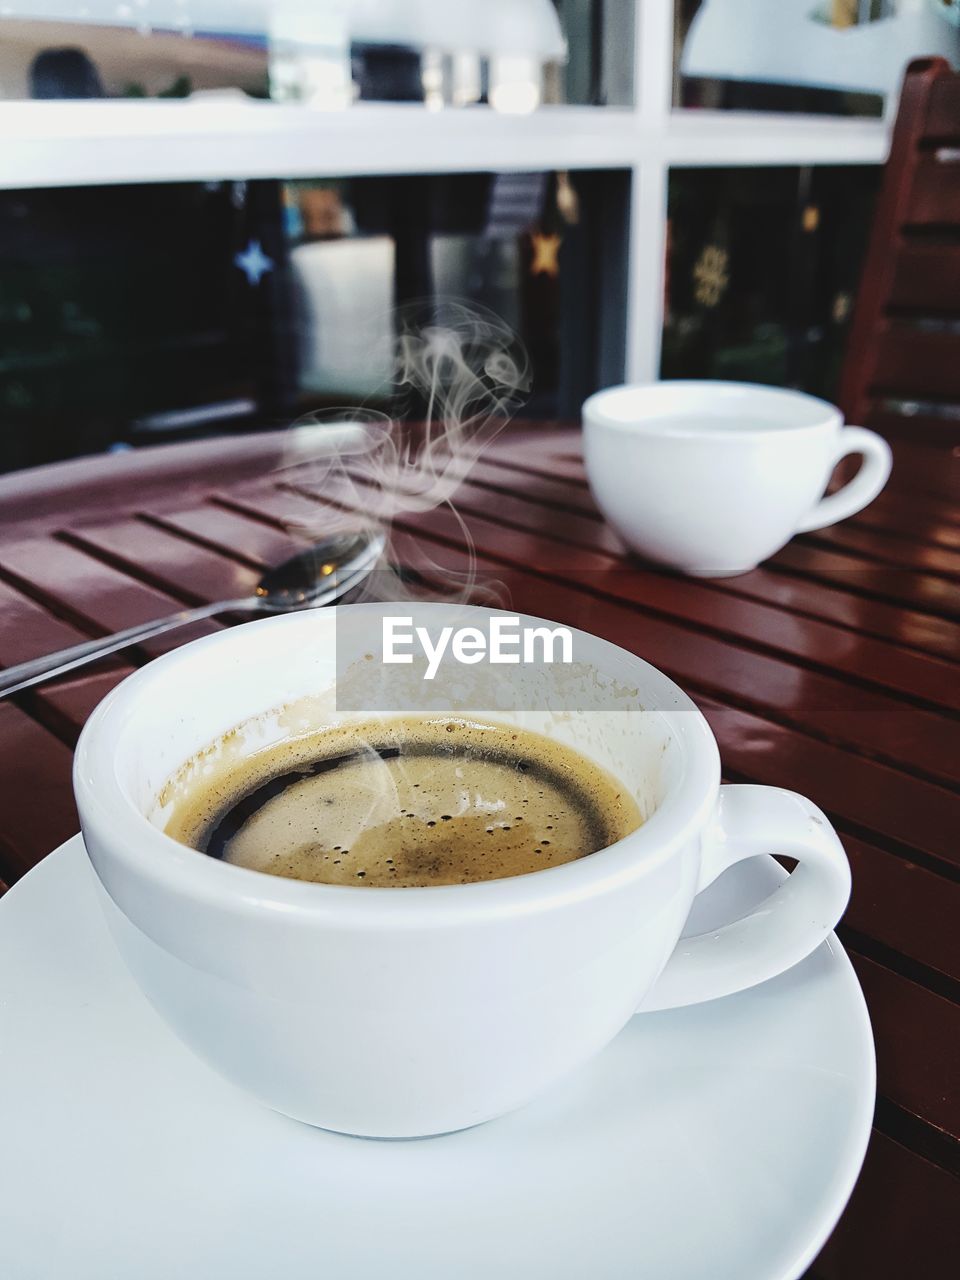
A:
[{"left": 0, "top": 0, "right": 957, "bottom": 473}]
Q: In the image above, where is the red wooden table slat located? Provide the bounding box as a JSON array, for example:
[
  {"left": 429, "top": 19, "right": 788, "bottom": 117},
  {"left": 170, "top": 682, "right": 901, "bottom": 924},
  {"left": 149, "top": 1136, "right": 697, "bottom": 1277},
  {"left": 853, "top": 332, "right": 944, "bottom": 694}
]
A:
[
  {"left": 0, "top": 578, "right": 103, "bottom": 668},
  {"left": 443, "top": 466, "right": 624, "bottom": 549},
  {"left": 0, "top": 422, "right": 956, "bottom": 1278},
  {"left": 0, "top": 702, "right": 78, "bottom": 882},
  {"left": 270, "top": 478, "right": 960, "bottom": 792},
  {"left": 229, "top": 484, "right": 960, "bottom": 876},
  {"left": 323, "top": 461, "right": 960, "bottom": 682},
  {"left": 404, "top": 513, "right": 960, "bottom": 790},
  {"left": 65, "top": 518, "right": 262, "bottom": 606},
  {"left": 852, "top": 493, "right": 960, "bottom": 550},
  {"left": 804, "top": 521, "right": 960, "bottom": 579},
  {"left": 694, "top": 696, "right": 958, "bottom": 873},
  {"left": 149, "top": 505, "right": 307, "bottom": 569},
  {"left": 714, "top": 565, "right": 959, "bottom": 664},
  {"left": 468, "top": 457, "right": 607, "bottom": 517},
  {"left": 485, "top": 430, "right": 592, "bottom": 481},
  {"left": 32, "top": 668, "right": 134, "bottom": 742},
  {"left": 234, "top": 464, "right": 960, "bottom": 666},
  {"left": 773, "top": 542, "right": 960, "bottom": 622},
  {"left": 841, "top": 835, "right": 960, "bottom": 987},
  {"left": 852, "top": 489, "right": 960, "bottom": 548},
  {"left": 811, "top": 1134, "right": 960, "bottom": 1280},
  {"left": 0, "top": 536, "right": 223, "bottom": 658},
  {"left": 850, "top": 953, "right": 959, "bottom": 1143},
  {"left": 0, "top": 579, "right": 133, "bottom": 747},
  {"left": 335, "top": 468, "right": 960, "bottom": 711}
]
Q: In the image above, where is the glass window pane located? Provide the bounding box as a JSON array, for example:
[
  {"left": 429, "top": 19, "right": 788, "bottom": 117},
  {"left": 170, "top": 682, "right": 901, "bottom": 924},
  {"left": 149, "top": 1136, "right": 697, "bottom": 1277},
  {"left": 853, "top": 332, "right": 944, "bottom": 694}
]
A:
[
  {"left": 0, "top": 182, "right": 263, "bottom": 472},
  {"left": 662, "top": 165, "right": 882, "bottom": 397},
  {"left": 674, "top": 1, "right": 960, "bottom": 116},
  {"left": 0, "top": 169, "right": 628, "bottom": 472},
  {"left": 555, "top": 0, "right": 635, "bottom": 106},
  {"left": 0, "top": 2, "right": 632, "bottom": 107},
  {"left": 283, "top": 170, "right": 627, "bottom": 416},
  {"left": 0, "top": 12, "right": 270, "bottom": 101}
]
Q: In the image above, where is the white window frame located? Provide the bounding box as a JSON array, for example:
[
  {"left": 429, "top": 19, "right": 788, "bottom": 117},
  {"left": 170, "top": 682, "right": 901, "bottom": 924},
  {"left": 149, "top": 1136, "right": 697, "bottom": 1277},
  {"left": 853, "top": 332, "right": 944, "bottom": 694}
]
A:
[{"left": 0, "top": 1, "right": 892, "bottom": 384}]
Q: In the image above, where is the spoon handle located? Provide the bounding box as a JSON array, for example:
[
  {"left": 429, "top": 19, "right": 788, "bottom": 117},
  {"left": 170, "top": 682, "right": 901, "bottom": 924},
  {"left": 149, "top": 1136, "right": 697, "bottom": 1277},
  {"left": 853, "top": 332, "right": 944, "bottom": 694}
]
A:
[{"left": 0, "top": 597, "right": 258, "bottom": 700}]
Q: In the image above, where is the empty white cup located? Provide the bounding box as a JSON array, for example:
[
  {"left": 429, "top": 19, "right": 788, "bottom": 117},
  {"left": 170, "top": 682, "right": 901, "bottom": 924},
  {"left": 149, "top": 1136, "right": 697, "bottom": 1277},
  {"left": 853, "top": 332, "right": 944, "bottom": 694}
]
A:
[{"left": 582, "top": 381, "right": 892, "bottom": 577}]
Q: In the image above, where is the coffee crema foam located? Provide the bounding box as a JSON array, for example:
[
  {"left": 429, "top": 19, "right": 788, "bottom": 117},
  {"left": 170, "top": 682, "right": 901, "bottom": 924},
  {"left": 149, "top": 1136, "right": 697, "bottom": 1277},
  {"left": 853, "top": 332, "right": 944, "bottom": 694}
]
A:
[{"left": 163, "top": 716, "right": 642, "bottom": 887}]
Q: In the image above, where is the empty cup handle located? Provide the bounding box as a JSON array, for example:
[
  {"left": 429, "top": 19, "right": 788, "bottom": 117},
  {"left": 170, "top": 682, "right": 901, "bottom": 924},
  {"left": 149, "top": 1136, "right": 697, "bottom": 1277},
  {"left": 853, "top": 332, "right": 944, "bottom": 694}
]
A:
[
  {"left": 795, "top": 426, "right": 892, "bottom": 533},
  {"left": 638, "top": 785, "right": 850, "bottom": 1012}
]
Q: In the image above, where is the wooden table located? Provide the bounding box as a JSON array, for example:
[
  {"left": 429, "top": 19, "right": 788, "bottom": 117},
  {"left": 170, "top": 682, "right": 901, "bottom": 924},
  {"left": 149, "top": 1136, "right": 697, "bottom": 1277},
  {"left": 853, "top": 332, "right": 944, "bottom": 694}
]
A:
[{"left": 0, "top": 423, "right": 957, "bottom": 1277}]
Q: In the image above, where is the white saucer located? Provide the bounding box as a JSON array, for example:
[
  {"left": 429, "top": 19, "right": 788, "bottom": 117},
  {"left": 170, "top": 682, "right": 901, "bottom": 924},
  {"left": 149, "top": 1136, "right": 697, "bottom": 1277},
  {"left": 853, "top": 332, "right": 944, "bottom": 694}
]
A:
[{"left": 0, "top": 837, "right": 874, "bottom": 1280}]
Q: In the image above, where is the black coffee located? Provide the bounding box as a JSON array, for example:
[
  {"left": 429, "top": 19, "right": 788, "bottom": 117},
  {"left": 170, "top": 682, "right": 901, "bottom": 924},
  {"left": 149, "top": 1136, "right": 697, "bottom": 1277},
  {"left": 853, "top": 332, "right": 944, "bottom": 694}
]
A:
[{"left": 164, "top": 716, "right": 641, "bottom": 887}]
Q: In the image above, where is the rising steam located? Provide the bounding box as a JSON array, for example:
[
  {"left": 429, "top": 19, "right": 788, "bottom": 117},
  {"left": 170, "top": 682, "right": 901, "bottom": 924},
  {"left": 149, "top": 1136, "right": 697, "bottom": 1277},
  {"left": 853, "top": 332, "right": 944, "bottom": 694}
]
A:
[{"left": 278, "top": 300, "right": 531, "bottom": 604}]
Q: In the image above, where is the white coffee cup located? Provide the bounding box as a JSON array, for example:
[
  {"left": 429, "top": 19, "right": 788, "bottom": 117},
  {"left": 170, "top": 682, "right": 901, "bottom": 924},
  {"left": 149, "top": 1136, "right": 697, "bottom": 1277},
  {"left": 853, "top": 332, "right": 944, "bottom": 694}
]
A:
[
  {"left": 74, "top": 604, "right": 850, "bottom": 1138},
  {"left": 582, "top": 381, "right": 892, "bottom": 576}
]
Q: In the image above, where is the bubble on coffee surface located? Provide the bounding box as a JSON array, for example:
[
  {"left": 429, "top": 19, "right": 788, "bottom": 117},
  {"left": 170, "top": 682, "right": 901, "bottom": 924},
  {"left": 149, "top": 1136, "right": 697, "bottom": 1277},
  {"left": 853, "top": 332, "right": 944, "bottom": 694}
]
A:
[{"left": 163, "top": 717, "right": 642, "bottom": 887}]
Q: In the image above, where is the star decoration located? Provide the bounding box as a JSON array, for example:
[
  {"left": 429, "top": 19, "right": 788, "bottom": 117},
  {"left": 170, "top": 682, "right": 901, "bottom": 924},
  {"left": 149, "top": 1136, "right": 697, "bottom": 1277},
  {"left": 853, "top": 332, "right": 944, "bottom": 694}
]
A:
[
  {"left": 692, "top": 244, "right": 729, "bottom": 308},
  {"left": 234, "top": 239, "right": 274, "bottom": 286},
  {"left": 832, "top": 291, "right": 852, "bottom": 323},
  {"left": 530, "top": 232, "right": 561, "bottom": 278}
]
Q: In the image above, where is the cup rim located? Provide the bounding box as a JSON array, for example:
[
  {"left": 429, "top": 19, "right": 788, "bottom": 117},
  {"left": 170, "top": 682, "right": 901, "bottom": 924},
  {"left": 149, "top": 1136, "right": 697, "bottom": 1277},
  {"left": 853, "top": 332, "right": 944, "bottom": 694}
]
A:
[
  {"left": 582, "top": 380, "right": 842, "bottom": 437},
  {"left": 74, "top": 606, "right": 721, "bottom": 926}
]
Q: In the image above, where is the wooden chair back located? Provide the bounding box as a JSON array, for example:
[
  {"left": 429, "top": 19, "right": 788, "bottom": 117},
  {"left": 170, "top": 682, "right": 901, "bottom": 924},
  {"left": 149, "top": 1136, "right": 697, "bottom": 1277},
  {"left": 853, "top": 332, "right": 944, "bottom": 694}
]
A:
[{"left": 840, "top": 57, "right": 960, "bottom": 445}]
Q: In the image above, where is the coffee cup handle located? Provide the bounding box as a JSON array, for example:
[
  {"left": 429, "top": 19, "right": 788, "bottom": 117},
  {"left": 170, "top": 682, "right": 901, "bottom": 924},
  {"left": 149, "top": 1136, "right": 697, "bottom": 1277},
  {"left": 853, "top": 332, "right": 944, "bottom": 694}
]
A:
[
  {"left": 638, "top": 785, "right": 850, "bottom": 1012},
  {"left": 795, "top": 426, "right": 892, "bottom": 533}
]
